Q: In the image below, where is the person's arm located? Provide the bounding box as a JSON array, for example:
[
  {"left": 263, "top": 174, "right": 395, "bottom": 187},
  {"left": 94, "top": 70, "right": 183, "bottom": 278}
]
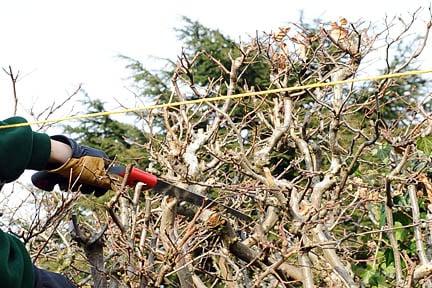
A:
[
  {"left": 0, "top": 116, "right": 51, "bottom": 288},
  {"left": 0, "top": 230, "right": 34, "bottom": 288},
  {"left": 0, "top": 117, "right": 76, "bottom": 179},
  {"left": 0, "top": 117, "right": 51, "bottom": 183},
  {"left": 0, "top": 117, "right": 112, "bottom": 288},
  {"left": 0, "top": 116, "right": 111, "bottom": 195}
]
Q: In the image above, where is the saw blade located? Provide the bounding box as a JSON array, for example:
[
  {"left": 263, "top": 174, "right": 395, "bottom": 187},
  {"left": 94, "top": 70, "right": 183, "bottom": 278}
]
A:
[{"left": 154, "top": 180, "right": 252, "bottom": 222}]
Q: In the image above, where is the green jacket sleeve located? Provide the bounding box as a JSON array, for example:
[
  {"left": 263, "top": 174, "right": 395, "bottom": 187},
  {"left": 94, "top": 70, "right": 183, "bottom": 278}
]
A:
[
  {"left": 0, "top": 116, "right": 51, "bottom": 288},
  {"left": 0, "top": 116, "right": 51, "bottom": 183},
  {"left": 0, "top": 230, "right": 34, "bottom": 288}
]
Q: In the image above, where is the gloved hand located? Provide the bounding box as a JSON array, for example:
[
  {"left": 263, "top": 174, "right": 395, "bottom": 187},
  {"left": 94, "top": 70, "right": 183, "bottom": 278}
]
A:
[
  {"left": 31, "top": 171, "right": 107, "bottom": 196},
  {"left": 31, "top": 135, "right": 113, "bottom": 196}
]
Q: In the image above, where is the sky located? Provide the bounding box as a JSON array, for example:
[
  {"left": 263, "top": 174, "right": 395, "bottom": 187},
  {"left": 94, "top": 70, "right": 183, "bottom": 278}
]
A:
[{"left": 0, "top": 0, "right": 431, "bottom": 125}]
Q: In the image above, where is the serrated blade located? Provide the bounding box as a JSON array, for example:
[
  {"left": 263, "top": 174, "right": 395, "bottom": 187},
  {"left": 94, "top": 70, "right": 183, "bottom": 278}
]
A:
[{"left": 154, "top": 179, "right": 252, "bottom": 222}]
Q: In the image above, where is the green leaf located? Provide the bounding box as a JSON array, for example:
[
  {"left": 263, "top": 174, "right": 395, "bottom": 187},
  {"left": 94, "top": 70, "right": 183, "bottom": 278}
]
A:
[
  {"left": 395, "top": 221, "right": 407, "bottom": 241},
  {"left": 393, "top": 210, "right": 411, "bottom": 225},
  {"left": 360, "top": 265, "right": 389, "bottom": 287},
  {"left": 375, "top": 144, "right": 391, "bottom": 163},
  {"left": 360, "top": 268, "right": 375, "bottom": 283},
  {"left": 384, "top": 248, "right": 394, "bottom": 267},
  {"left": 408, "top": 239, "right": 418, "bottom": 255},
  {"left": 349, "top": 161, "right": 360, "bottom": 175},
  {"left": 416, "top": 136, "right": 432, "bottom": 156},
  {"left": 379, "top": 205, "right": 386, "bottom": 227}
]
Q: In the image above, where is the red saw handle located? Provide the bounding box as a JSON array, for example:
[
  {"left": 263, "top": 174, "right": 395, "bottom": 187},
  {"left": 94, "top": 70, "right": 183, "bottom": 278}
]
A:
[
  {"left": 108, "top": 165, "right": 158, "bottom": 188},
  {"left": 128, "top": 167, "right": 158, "bottom": 188}
]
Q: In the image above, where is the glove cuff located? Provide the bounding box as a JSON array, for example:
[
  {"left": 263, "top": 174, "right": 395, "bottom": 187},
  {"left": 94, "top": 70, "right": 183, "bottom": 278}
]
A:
[
  {"left": 50, "top": 135, "right": 78, "bottom": 152},
  {"left": 50, "top": 135, "right": 108, "bottom": 159}
]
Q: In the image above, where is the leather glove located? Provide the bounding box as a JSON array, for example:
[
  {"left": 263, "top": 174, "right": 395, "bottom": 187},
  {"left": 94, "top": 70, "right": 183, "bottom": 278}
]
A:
[
  {"left": 31, "top": 135, "right": 113, "bottom": 196},
  {"left": 31, "top": 171, "right": 107, "bottom": 196}
]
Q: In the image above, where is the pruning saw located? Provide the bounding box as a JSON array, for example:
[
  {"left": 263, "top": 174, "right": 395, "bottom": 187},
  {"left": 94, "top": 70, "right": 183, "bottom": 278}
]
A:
[{"left": 108, "top": 165, "right": 252, "bottom": 222}]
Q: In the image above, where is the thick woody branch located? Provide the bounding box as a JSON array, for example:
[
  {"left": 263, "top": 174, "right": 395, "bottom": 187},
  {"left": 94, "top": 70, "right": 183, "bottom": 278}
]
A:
[
  {"left": 299, "top": 253, "right": 314, "bottom": 288},
  {"left": 310, "top": 157, "right": 341, "bottom": 211},
  {"left": 71, "top": 214, "right": 108, "bottom": 288},
  {"left": 313, "top": 224, "right": 358, "bottom": 288},
  {"left": 220, "top": 221, "right": 303, "bottom": 282},
  {"left": 384, "top": 146, "right": 411, "bottom": 285},
  {"left": 254, "top": 98, "right": 293, "bottom": 168},
  {"left": 408, "top": 184, "right": 428, "bottom": 264}
]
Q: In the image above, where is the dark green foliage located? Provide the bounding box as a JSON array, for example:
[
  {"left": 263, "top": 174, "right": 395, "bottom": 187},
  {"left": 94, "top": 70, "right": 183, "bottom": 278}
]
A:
[
  {"left": 64, "top": 97, "right": 149, "bottom": 167},
  {"left": 176, "top": 17, "right": 237, "bottom": 87},
  {"left": 417, "top": 135, "right": 432, "bottom": 156},
  {"left": 120, "top": 55, "right": 174, "bottom": 103},
  {"left": 123, "top": 17, "right": 271, "bottom": 105},
  {"left": 176, "top": 17, "right": 270, "bottom": 90}
]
